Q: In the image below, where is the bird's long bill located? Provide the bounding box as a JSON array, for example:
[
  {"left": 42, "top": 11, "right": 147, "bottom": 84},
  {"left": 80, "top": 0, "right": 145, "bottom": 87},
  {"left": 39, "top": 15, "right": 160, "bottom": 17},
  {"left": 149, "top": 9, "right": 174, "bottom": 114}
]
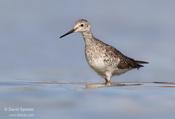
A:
[{"left": 59, "top": 29, "right": 75, "bottom": 38}]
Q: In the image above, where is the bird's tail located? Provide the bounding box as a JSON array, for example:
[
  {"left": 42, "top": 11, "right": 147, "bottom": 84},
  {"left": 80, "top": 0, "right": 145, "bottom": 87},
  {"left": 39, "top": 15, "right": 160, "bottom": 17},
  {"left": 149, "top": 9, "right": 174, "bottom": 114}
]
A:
[
  {"left": 135, "top": 60, "right": 149, "bottom": 64},
  {"left": 134, "top": 60, "right": 149, "bottom": 69}
]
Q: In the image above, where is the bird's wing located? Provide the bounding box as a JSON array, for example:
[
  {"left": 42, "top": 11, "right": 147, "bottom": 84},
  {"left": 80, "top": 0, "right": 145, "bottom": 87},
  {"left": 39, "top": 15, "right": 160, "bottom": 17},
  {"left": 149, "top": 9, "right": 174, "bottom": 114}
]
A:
[
  {"left": 95, "top": 38, "right": 147, "bottom": 69},
  {"left": 105, "top": 45, "right": 144, "bottom": 69}
]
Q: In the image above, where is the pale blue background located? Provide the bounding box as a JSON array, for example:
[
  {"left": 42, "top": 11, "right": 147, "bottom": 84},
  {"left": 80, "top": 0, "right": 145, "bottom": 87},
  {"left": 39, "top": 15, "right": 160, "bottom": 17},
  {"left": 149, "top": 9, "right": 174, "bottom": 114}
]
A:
[
  {"left": 0, "top": 0, "right": 174, "bottom": 82},
  {"left": 0, "top": 0, "right": 175, "bottom": 119}
]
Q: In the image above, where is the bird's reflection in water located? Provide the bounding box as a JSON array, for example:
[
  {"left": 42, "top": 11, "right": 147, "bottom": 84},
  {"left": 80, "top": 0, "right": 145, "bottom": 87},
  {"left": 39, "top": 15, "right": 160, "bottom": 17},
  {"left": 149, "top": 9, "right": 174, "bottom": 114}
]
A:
[{"left": 86, "top": 82, "right": 142, "bottom": 89}]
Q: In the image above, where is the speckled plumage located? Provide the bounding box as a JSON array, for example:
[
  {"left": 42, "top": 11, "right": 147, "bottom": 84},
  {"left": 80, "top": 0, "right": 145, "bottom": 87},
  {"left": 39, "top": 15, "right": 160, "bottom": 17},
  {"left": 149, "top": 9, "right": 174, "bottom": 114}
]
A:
[{"left": 60, "top": 19, "right": 148, "bottom": 84}]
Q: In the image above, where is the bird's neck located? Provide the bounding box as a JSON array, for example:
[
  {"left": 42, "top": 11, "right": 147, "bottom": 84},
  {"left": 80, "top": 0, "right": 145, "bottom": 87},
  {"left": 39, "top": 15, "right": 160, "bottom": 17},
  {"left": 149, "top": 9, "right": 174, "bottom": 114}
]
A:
[{"left": 81, "top": 31, "right": 95, "bottom": 45}]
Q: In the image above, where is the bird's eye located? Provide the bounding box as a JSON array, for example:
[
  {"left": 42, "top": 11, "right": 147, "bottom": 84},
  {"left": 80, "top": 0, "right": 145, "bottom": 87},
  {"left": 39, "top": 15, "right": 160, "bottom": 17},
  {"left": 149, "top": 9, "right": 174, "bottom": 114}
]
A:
[{"left": 80, "top": 24, "right": 84, "bottom": 27}]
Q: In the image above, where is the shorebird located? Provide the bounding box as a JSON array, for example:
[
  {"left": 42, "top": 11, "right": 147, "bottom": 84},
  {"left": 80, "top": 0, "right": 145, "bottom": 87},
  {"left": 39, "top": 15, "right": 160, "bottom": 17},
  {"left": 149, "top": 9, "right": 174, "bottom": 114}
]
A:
[{"left": 60, "top": 19, "right": 148, "bottom": 85}]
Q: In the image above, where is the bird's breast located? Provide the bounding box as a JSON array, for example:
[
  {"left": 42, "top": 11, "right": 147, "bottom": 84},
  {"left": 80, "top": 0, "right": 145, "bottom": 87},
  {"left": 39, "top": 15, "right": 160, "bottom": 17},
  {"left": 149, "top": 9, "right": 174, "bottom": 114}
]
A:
[{"left": 85, "top": 47, "right": 107, "bottom": 72}]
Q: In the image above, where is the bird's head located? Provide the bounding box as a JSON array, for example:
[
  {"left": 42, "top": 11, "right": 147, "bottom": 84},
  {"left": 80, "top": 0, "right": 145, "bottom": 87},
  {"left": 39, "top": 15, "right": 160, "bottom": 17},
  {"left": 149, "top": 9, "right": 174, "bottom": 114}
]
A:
[{"left": 60, "top": 19, "right": 91, "bottom": 38}]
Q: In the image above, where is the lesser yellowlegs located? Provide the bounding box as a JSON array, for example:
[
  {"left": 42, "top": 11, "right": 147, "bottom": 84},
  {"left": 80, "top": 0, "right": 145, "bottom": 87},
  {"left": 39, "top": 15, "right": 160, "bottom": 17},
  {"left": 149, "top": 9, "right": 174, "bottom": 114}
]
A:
[{"left": 60, "top": 19, "right": 148, "bottom": 85}]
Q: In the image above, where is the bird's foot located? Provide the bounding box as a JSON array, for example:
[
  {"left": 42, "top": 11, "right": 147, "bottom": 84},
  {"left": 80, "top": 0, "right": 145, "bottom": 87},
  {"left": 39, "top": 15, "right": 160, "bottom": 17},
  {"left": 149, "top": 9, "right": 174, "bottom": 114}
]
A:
[{"left": 105, "top": 81, "right": 112, "bottom": 86}]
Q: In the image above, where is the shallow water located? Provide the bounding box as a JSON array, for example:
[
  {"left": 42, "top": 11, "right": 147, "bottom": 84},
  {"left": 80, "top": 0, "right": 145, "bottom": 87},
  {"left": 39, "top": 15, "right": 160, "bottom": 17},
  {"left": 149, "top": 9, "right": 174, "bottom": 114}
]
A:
[{"left": 0, "top": 81, "right": 175, "bottom": 119}]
